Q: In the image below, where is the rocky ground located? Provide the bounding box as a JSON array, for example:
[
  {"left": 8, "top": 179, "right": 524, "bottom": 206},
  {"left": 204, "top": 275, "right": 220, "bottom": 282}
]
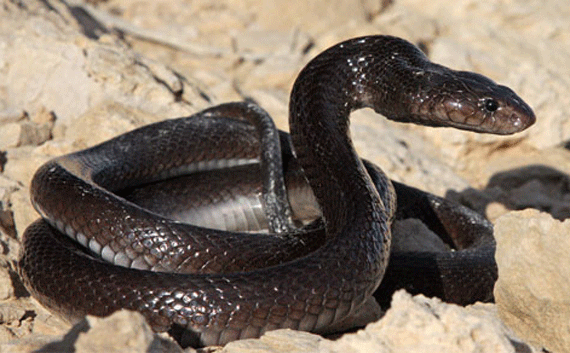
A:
[{"left": 1, "top": 0, "right": 569, "bottom": 352}]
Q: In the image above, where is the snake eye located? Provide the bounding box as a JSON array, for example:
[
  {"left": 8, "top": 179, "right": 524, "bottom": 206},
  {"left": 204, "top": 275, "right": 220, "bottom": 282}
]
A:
[{"left": 484, "top": 98, "right": 499, "bottom": 112}]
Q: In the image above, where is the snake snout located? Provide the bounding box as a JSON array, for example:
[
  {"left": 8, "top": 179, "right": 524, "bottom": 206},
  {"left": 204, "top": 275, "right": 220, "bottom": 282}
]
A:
[
  {"left": 492, "top": 112, "right": 535, "bottom": 135},
  {"left": 483, "top": 92, "right": 536, "bottom": 135}
]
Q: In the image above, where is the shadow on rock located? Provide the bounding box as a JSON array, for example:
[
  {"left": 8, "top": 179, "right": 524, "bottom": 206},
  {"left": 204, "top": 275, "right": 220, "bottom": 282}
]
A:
[{"left": 447, "top": 164, "right": 570, "bottom": 221}]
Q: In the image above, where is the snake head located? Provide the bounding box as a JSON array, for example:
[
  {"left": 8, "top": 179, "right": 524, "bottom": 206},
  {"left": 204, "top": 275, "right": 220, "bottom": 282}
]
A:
[{"left": 406, "top": 68, "right": 536, "bottom": 135}]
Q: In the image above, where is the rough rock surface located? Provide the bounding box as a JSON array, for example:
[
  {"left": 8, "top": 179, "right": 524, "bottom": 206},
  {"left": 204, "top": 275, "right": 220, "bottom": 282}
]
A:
[
  {"left": 318, "top": 291, "right": 530, "bottom": 353},
  {"left": 495, "top": 210, "right": 570, "bottom": 353},
  {"left": 1, "top": 0, "right": 569, "bottom": 352}
]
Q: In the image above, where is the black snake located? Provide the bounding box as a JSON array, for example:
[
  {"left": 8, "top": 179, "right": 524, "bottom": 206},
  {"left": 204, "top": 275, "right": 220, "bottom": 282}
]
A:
[{"left": 18, "top": 35, "right": 535, "bottom": 347}]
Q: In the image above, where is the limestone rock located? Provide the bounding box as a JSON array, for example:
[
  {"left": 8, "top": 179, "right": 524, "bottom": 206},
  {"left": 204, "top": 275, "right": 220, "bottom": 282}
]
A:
[
  {"left": 350, "top": 109, "right": 471, "bottom": 195},
  {"left": 0, "top": 296, "right": 71, "bottom": 350},
  {"left": 0, "top": 123, "right": 21, "bottom": 150},
  {"left": 222, "top": 329, "right": 322, "bottom": 353},
  {"left": 36, "top": 310, "right": 184, "bottom": 353},
  {"left": 494, "top": 210, "right": 570, "bottom": 353},
  {"left": 0, "top": 114, "right": 54, "bottom": 150},
  {"left": 0, "top": 267, "right": 14, "bottom": 300},
  {"left": 0, "top": 302, "right": 26, "bottom": 328},
  {"left": 318, "top": 291, "right": 529, "bottom": 353},
  {"left": 75, "top": 311, "right": 183, "bottom": 353},
  {"left": 0, "top": 0, "right": 209, "bottom": 134}
]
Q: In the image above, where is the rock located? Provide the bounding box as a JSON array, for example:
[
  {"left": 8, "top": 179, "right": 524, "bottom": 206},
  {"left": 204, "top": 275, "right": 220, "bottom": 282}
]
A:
[
  {"left": 38, "top": 310, "right": 184, "bottom": 353},
  {"left": 0, "top": 302, "right": 26, "bottom": 327},
  {"left": 76, "top": 311, "right": 183, "bottom": 353},
  {"left": 222, "top": 329, "right": 322, "bottom": 353},
  {"left": 0, "top": 109, "right": 26, "bottom": 125},
  {"left": 319, "top": 291, "right": 532, "bottom": 353},
  {"left": 0, "top": 114, "right": 53, "bottom": 150},
  {"left": 0, "top": 326, "right": 16, "bottom": 344},
  {"left": 0, "top": 297, "right": 70, "bottom": 350},
  {"left": 0, "top": 1, "right": 209, "bottom": 134},
  {"left": 494, "top": 210, "right": 570, "bottom": 353},
  {"left": 350, "top": 109, "right": 471, "bottom": 195},
  {"left": 0, "top": 334, "right": 64, "bottom": 353},
  {"left": 0, "top": 123, "right": 21, "bottom": 150},
  {"left": 17, "top": 121, "right": 52, "bottom": 147},
  {"left": 0, "top": 267, "right": 14, "bottom": 300},
  {"left": 64, "top": 101, "right": 166, "bottom": 149}
]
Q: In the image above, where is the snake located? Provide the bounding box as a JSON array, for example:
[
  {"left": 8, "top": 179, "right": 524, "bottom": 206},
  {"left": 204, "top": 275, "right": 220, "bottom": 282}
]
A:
[{"left": 18, "top": 35, "right": 535, "bottom": 347}]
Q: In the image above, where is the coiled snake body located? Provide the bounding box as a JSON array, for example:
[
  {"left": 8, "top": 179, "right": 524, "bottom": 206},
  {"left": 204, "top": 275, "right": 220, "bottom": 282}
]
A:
[{"left": 18, "top": 36, "right": 535, "bottom": 347}]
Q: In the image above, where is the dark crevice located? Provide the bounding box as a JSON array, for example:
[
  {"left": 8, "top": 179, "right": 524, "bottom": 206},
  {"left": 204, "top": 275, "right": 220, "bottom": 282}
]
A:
[
  {"left": 67, "top": 5, "right": 110, "bottom": 39},
  {"left": 0, "top": 151, "right": 7, "bottom": 172}
]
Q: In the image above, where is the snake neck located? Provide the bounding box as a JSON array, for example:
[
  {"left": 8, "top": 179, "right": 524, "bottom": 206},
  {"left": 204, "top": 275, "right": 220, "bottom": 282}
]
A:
[{"left": 288, "top": 37, "right": 408, "bottom": 238}]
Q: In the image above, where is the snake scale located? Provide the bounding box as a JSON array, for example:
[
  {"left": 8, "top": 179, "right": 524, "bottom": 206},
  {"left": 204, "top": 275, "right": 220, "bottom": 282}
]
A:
[{"left": 18, "top": 35, "right": 535, "bottom": 347}]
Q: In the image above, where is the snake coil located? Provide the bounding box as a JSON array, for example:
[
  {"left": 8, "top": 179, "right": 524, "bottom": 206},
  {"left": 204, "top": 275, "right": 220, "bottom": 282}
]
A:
[{"left": 19, "top": 35, "right": 535, "bottom": 347}]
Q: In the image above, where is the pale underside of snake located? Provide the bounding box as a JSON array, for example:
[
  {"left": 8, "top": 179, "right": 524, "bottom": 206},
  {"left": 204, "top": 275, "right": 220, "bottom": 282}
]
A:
[{"left": 18, "top": 35, "right": 535, "bottom": 347}]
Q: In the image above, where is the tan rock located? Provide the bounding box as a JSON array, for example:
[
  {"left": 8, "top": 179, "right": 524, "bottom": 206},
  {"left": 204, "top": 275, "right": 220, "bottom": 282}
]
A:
[
  {"left": 0, "top": 267, "right": 14, "bottom": 300},
  {"left": 71, "top": 311, "right": 183, "bottom": 353},
  {"left": 0, "top": 109, "right": 26, "bottom": 125},
  {"left": 2, "top": 147, "right": 49, "bottom": 235},
  {"left": 18, "top": 121, "right": 52, "bottom": 147},
  {"left": 351, "top": 109, "right": 470, "bottom": 195},
  {"left": 222, "top": 329, "right": 322, "bottom": 353},
  {"left": 494, "top": 209, "right": 570, "bottom": 353},
  {"left": 13, "top": 310, "right": 185, "bottom": 353},
  {"left": 0, "top": 325, "right": 16, "bottom": 344},
  {"left": 0, "top": 119, "right": 52, "bottom": 150},
  {"left": 64, "top": 102, "right": 163, "bottom": 149},
  {"left": 0, "top": 2, "right": 207, "bottom": 135},
  {"left": 319, "top": 291, "right": 528, "bottom": 353},
  {"left": 0, "top": 123, "right": 21, "bottom": 150},
  {"left": 0, "top": 301, "right": 26, "bottom": 326}
]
